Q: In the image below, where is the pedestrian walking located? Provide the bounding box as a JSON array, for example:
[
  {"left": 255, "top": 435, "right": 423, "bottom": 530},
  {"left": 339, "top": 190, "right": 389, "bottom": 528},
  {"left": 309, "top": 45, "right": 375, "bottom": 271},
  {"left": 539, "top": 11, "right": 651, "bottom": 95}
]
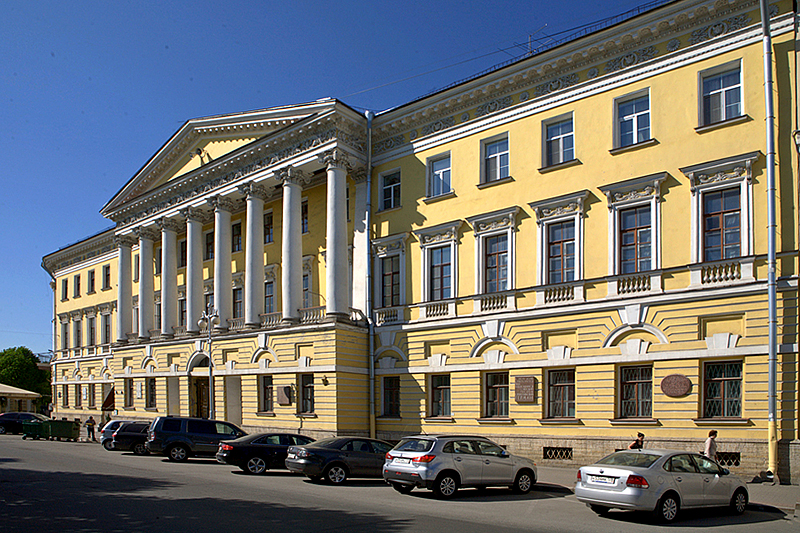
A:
[
  {"left": 628, "top": 432, "right": 645, "bottom": 449},
  {"left": 703, "top": 429, "right": 717, "bottom": 461},
  {"left": 84, "top": 416, "right": 97, "bottom": 442}
]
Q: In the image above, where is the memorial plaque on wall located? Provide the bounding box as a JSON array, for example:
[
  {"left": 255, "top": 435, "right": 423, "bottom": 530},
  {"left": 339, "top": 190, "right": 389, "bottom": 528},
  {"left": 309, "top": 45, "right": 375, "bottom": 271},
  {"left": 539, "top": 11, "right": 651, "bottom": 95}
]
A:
[
  {"left": 515, "top": 376, "right": 537, "bottom": 403},
  {"left": 276, "top": 385, "right": 293, "bottom": 405},
  {"left": 660, "top": 374, "right": 692, "bottom": 397}
]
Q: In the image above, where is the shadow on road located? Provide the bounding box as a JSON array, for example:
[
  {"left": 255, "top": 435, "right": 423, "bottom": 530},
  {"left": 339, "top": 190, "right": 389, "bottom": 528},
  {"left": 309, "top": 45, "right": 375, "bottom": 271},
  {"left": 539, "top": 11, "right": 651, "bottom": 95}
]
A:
[
  {"left": 596, "top": 505, "right": 789, "bottom": 527},
  {"left": 397, "top": 481, "right": 573, "bottom": 502}
]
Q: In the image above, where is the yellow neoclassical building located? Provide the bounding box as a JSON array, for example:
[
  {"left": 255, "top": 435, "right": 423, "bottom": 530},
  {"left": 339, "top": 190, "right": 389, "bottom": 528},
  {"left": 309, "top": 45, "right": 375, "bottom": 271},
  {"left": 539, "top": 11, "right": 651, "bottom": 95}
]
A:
[{"left": 43, "top": 0, "right": 799, "bottom": 481}]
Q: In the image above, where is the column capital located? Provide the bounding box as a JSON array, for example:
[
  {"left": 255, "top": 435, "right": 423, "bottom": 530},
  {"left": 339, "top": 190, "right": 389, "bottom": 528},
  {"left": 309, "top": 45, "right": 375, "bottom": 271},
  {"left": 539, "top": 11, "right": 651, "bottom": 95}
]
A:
[
  {"left": 114, "top": 234, "right": 137, "bottom": 248},
  {"left": 180, "top": 206, "right": 208, "bottom": 223},
  {"left": 238, "top": 181, "right": 269, "bottom": 200},
  {"left": 319, "top": 148, "right": 350, "bottom": 171},
  {"left": 134, "top": 226, "right": 159, "bottom": 242},
  {"left": 158, "top": 217, "right": 183, "bottom": 233},
  {"left": 276, "top": 166, "right": 307, "bottom": 186},
  {"left": 208, "top": 195, "right": 237, "bottom": 213}
]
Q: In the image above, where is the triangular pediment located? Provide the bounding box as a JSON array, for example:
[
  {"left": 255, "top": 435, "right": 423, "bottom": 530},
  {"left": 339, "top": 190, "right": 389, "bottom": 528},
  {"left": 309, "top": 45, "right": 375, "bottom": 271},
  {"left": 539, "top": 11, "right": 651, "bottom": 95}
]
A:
[{"left": 101, "top": 99, "right": 340, "bottom": 217}]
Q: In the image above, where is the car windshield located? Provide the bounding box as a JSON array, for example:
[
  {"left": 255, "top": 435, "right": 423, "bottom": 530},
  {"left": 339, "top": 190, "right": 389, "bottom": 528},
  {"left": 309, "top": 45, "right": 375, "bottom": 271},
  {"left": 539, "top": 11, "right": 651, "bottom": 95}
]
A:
[
  {"left": 596, "top": 451, "right": 660, "bottom": 468},
  {"left": 394, "top": 438, "right": 434, "bottom": 453}
]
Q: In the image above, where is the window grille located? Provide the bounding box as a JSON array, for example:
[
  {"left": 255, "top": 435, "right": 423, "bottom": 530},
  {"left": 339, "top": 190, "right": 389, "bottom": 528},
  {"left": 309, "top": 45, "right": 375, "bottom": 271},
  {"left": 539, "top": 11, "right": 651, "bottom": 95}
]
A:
[
  {"left": 716, "top": 451, "right": 740, "bottom": 467},
  {"left": 543, "top": 446, "right": 573, "bottom": 460}
]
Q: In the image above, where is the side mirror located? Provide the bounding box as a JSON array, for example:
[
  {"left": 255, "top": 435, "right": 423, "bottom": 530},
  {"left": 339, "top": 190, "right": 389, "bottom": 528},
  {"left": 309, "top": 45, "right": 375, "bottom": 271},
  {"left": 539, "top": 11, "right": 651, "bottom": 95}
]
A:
[
  {"left": 500, "top": 450, "right": 510, "bottom": 457},
  {"left": 721, "top": 468, "right": 730, "bottom": 476}
]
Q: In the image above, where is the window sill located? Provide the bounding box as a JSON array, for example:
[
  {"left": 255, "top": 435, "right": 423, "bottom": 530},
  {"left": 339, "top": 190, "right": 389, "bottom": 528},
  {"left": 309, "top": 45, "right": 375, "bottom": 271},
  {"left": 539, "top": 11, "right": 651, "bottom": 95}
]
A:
[
  {"left": 476, "top": 417, "right": 515, "bottom": 424},
  {"left": 695, "top": 114, "right": 750, "bottom": 134},
  {"left": 692, "top": 417, "right": 751, "bottom": 426},
  {"left": 61, "top": 298, "right": 69, "bottom": 302},
  {"left": 477, "top": 176, "right": 514, "bottom": 189},
  {"left": 609, "top": 138, "right": 659, "bottom": 155},
  {"left": 538, "top": 418, "right": 583, "bottom": 425},
  {"left": 101, "top": 286, "right": 112, "bottom": 292},
  {"left": 424, "top": 416, "right": 455, "bottom": 422},
  {"left": 86, "top": 290, "right": 96, "bottom": 295},
  {"left": 377, "top": 205, "right": 402, "bottom": 214},
  {"left": 609, "top": 418, "right": 660, "bottom": 426},
  {"left": 256, "top": 411, "right": 275, "bottom": 417},
  {"left": 423, "top": 191, "right": 456, "bottom": 204},
  {"left": 538, "top": 159, "right": 581, "bottom": 174},
  {"left": 122, "top": 407, "right": 135, "bottom": 411},
  {"left": 296, "top": 413, "right": 317, "bottom": 419},
  {"left": 145, "top": 407, "right": 158, "bottom": 412}
]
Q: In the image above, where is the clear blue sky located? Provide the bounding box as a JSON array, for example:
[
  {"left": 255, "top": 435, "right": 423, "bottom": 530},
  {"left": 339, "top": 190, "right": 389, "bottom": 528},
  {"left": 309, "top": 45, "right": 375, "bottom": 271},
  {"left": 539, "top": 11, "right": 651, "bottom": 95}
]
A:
[{"left": 0, "top": 0, "right": 660, "bottom": 355}]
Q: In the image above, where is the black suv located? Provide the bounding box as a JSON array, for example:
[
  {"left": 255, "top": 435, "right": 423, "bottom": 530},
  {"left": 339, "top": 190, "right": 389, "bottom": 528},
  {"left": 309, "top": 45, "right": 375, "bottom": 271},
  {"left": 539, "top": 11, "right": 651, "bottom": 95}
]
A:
[
  {"left": 0, "top": 412, "right": 48, "bottom": 434},
  {"left": 146, "top": 416, "right": 245, "bottom": 462}
]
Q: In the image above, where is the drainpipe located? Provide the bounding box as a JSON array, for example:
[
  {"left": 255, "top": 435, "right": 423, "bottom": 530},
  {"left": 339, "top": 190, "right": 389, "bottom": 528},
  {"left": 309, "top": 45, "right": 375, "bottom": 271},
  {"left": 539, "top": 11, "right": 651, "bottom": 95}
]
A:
[
  {"left": 759, "top": 0, "right": 778, "bottom": 480},
  {"left": 365, "top": 110, "right": 376, "bottom": 439}
]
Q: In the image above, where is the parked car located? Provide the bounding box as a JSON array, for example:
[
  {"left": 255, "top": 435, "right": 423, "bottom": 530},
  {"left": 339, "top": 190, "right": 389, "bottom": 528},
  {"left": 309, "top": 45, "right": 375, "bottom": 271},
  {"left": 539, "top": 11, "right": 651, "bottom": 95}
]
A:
[
  {"left": 574, "top": 449, "right": 748, "bottom": 522},
  {"left": 110, "top": 422, "right": 150, "bottom": 455},
  {"left": 217, "top": 433, "right": 315, "bottom": 474},
  {"left": 100, "top": 419, "right": 135, "bottom": 450},
  {"left": 146, "top": 416, "right": 246, "bottom": 461},
  {"left": 0, "top": 412, "right": 48, "bottom": 435},
  {"left": 383, "top": 434, "right": 538, "bottom": 498},
  {"left": 285, "top": 436, "right": 393, "bottom": 484}
]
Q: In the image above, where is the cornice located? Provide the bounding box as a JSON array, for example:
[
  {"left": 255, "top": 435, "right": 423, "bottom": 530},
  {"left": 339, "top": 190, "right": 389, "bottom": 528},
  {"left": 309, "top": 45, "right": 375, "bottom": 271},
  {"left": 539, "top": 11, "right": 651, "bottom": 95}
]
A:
[{"left": 42, "top": 229, "right": 116, "bottom": 275}]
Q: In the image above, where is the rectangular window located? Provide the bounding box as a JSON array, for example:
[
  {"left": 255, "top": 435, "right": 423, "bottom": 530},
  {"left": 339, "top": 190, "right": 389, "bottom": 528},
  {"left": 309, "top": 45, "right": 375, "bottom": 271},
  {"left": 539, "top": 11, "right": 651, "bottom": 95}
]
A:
[
  {"left": 74, "top": 320, "right": 82, "bottom": 348},
  {"left": 546, "top": 119, "right": 574, "bottom": 166},
  {"left": 179, "top": 240, "right": 187, "bottom": 268},
  {"left": 102, "top": 314, "right": 111, "bottom": 345},
  {"left": 154, "top": 303, "right": 161, "bottom": 330},
  {"left": 703, "top": 188, "right": 740, "bottom": 261},
  {"left": 87, "top": 316, "right": 96, "bottom": 346},
  {"left": 260, "top": 375, "right": 273, "bottom": 412},
  {"left": 204, "top": 293, "right": 214, "bottom": 315},
  {"left": 232, "top": 222, "right": 242, "bottom": 252},
  {"left": 430, "top": 374, "right": 451, "bottom": 417},
  {"left": 204, "top": 232, "right": 214, "bottom": 260},
  {"left": 484, "top": 138, "right": 509, "bottom": 182},
  {"left": 485, "top": 372, "right": 509, "bottom": 418},
  {"left": 61, "top": 279, "right": 68, "bottom": 300},
  {"left": 548, "top": 220, "right": 575, "bottom": 284},
  {"left": 133, "top": 254, "right": 139, "bottom": 282},
  {"left": 301, "top": 201, "right": 309, "bottom": 234},
  {"left": 61, "top": 323, "right": 69, "bottom": 350},
  {"left": 302, "top": 274, "right": 311, "bottom": 308},
  {"left": 300, "top": 374, "right": 314, "bottom": 414},
  {"left": 75, "top": 384, "right": 82, "bottom": 407},
  {"left": 484, "top": 234, "right": 508, "bottom": 293},
  {"left": 233, "top": 288, "right": 243, "bottom": 319},
  {"left": 382, "top": 171, "right": 401, "bottom": 210},
  {"left": 264, "top": 281, "right": 274, "bottom": 313},
  {"left": 263, "top": 212, "right": 273, "bottom": 244},
  {"left": 620, "top": 366, "right": 652, "bottom": 418},
  {"left": 146, "top": 377, "right": 157, "bottom": 409},
  {"left": 429, "top": 246, "right": 451, "bottom": 301},
  {"left": 179, "top": 299, "right": 187, "bottom": 326},
  {"left": 381, "top": 256, "right": 400, "bottom": 308},
  {"left": 383, "top": 376, "right": 400, "bottom": 417},
  {"left": 102, "top": 265, "right": 111, "bottom": 290},
  {"left": 704, "top": 361, "right": 742, "bottom": 418},
  {"left": 429, "top": 155, "right": 451, "bottom": 197},
  {"left": 618, "top": 95, "right": 650, "bottom": 147},
  {"left": 620, "top": 205, "right": 652, "bottom": 273},
  {"left": 73, "top": 274, "right": 81, "bottom": 298},
  {"left": 87, "top": 270, "right": 96, "bottom": 293},
  {"left": 124, "top": 378, "right": 134, "bottom": 408},
  {"left": 548, "top": 369, "right": 575, "bottom": 418},
  {"left": 702, "top": 68, "right": 741, "bottom": 125},
  {"left": 62, "top": 384, "right": 69, "bottom": 407},
  {"left": 88, "top": 383, "right": 96, "bottom": 408}
]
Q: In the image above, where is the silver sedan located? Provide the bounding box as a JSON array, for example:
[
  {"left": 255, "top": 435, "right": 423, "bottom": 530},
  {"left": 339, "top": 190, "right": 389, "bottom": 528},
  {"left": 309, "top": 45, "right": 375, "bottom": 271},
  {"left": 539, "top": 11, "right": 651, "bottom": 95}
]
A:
[{"left": 574, "top": 449, "right": 748, "bottom": 522}]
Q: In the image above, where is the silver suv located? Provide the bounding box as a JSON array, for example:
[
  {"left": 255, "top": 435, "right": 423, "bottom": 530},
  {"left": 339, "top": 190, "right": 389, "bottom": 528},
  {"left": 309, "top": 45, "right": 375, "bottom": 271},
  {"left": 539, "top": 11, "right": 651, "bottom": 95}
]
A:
[{"left": 383, "top": 435, "right": 537, "bottom": 498}]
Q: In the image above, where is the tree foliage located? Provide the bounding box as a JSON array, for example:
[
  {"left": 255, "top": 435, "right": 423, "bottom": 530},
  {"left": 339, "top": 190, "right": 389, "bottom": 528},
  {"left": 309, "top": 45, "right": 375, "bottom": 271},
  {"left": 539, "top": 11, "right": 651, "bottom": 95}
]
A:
[{"left": 0, "top": 346, "right": 50, "bottom": 396}]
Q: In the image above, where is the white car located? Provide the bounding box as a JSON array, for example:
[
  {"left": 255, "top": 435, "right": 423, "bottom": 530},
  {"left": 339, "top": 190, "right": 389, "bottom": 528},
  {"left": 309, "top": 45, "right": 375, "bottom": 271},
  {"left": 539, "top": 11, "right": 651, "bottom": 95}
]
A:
[{"left": 575, "top": 449, "right": 748, "bottom": 522}]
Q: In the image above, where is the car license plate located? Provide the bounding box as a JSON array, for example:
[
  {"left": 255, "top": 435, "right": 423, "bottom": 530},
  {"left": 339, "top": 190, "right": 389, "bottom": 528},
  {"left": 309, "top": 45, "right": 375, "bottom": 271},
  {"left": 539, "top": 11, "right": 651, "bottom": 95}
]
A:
[
  {"left": 589, "top": 475, "right": 615, "bottom": 484},
  {"left": 394, "top": 458, "right": 410, "bottom": 464}
]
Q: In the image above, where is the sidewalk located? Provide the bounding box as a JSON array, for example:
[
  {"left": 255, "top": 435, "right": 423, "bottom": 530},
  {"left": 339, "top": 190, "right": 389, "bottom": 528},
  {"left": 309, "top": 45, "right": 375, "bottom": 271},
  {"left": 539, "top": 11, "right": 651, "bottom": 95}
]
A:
[{"left": 537, "top": 465, "right": 800, "bottom": 517}]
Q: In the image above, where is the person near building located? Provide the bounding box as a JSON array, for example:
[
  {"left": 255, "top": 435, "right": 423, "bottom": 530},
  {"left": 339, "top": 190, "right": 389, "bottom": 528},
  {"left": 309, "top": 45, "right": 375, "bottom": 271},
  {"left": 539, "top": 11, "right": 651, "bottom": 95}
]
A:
[
  {"left": 84, "top": 416, "right": 97, "bottom": 442},
  {"left": 628, "top": 432, "right": 645, "bottom": 449},
  {"left": 704, "top": 429, "right": 718, "bottom": 461}
]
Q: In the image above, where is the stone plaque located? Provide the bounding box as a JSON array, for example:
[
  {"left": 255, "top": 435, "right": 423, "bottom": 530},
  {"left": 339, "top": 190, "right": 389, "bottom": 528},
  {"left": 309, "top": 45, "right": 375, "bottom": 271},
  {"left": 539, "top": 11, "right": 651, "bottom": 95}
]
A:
[
  {"left": 660, "top": 374, "right": 692, "bottom": 397},
  {"left": 515, "top": 376, "right": 537, "bottom": 403},
  {"left": 276, "top": 385, "right": 293, "bottom": 406}
]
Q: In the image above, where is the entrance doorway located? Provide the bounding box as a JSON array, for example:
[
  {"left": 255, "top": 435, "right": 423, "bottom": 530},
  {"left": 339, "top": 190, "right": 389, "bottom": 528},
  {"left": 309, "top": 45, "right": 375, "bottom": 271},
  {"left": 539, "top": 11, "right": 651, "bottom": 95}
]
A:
[{"left": 191, "top": 377, "right": 209, "bottom": 418}]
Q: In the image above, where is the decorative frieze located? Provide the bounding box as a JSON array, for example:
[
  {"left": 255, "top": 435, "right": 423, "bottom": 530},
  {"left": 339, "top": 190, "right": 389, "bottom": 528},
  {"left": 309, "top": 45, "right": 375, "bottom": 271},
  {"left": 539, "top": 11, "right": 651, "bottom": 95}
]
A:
[
  {"left": 534, "top": 73, "right": 580, "bottom": 97},
  {"left": 689, "top": 14, "right": 751, "bottom": 45},
  {"left": 604, "top": 46, "right": 658, "bottom": 73},
  {"left": 420, "top": 116, "right": 456, "bottom": 136},
  {"left": 374, "top": 135, "right": 405, "bottom": 155},
  {"left": 474, "top": 97, "right": 513, "bottom": 118}
]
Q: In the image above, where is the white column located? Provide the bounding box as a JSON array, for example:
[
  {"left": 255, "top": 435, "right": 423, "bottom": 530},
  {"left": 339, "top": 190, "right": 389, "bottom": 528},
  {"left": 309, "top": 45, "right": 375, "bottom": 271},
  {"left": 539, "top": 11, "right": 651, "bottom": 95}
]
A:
[
  {"left": 159, "top": 218, "right": 181, "bottom": 338},
  {"left": 321, "top": 149, "right": 350, "bottom": 319},
  {"left": 279, "top": 166, "right": 305, "bottom": 323},
  {"left": 239, "top": 182, "right": 267, "bottom": 328},
  {"left": 351, "top": 168, "right": 369, "bottom": 316},
  {"left": 210, "top": 196, "right": 235, "bottom": 331},
  {"left": 136, "top": 227, "right": 158, "bottom": 340},
  {"left": 115, "top": 235, "right": 135, "bottom": 343},
  {"left": 182, "top": 207, "right": 204, "bottom": 334}
]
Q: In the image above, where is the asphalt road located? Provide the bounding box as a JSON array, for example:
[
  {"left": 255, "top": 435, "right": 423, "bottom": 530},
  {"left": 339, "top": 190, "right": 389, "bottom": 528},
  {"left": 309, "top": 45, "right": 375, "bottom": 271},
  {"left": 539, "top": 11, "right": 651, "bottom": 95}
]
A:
[{"left": 0, "top": 436, "right": 795, "bottom": 533}]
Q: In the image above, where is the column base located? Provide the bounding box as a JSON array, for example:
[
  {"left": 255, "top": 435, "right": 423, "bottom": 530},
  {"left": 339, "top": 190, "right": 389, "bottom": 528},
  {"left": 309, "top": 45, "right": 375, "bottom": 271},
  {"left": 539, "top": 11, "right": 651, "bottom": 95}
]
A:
[
  {"left": 160, "top": 333, "right": 174, "bottom": 340},
  {"left": 244, "top": 322, "right": 261, "bottom": 330},
  {"left": 323, "top": 312, "right": 349, "bottom": 323},
  {"left": 138, "top": 335, "right": 151, "bottom": 342},
  {"left": 281, "top": 317, "right": 299, "bottom": 326}
]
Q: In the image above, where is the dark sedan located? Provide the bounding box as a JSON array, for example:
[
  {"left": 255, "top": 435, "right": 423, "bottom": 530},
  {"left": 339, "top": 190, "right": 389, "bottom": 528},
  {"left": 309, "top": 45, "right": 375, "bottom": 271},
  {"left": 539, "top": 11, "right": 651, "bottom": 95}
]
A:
[
  {"left": 110, "top": 422, "right": 150, "bottom": 455},
  {"left": 285, "top": 436, "right": 393, "bottom": 484},
  {"left": 217, "top": 433, "right": 315, "bottom": 474},
  {"left": 0, "top": 412, "right": 48, "bottom": 435}
]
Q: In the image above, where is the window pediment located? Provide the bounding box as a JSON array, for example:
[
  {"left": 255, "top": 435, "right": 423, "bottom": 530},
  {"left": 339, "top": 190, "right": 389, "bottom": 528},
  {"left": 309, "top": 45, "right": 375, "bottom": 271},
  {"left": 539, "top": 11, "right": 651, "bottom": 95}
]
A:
[
  {"left": 466, "top": 206, "right": 520, "bottom": 235},
  {"left": 413, "top": 220, "right": 463, "bottom": 247},
  {"left": 599, "top": 173, "right": 666, "bottom": 208},
  {"left": 680, "top": 151, "right": 760, "bottom": 193},
  {"left": 529, "top": 190, "right": 589, "bottom": 223}
]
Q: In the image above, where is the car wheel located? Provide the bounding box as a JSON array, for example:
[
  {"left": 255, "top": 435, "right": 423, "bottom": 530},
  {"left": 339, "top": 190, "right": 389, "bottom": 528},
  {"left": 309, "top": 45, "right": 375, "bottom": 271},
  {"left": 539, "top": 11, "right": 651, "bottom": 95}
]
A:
[
  {"left": 391, "top": 482, "right": 414, "bottom": 495},
  {"left": 132, "top": 443, "right": 148, "bottom": 456},
  {"left": 324, "top": 464, "right": 348, "bottom": 484},
  {"left": 512, "top": 469, "right": 535, "bottom": 494},
  {"left": 102, "top": 440, "right": 114, "bottom": 451},
  {"left": 246, "top": 456, "right": 267, "bottom": 475},
  {"left": 654, "top": 493, "right": 680, "bottom": 523},
  {"left": 730, "top": 488, "right": 748, "bottom": 515},
  {"left": 0, "top": 426, "right": 6, "bottom": 434},
  {"left": 590, "top": 504, "right": 610, "bottom": 516},
  {"left": 433, "top": 473, "right": 459, "bottom": 499},
  {"left": 168, "top": 444, "right": 189, "bottom": 462}
]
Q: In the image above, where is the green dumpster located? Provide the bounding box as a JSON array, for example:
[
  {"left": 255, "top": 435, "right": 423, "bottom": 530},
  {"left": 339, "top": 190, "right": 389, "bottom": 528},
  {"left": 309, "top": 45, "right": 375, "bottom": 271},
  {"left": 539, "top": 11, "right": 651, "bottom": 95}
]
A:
[
  {"left": 21, "top": 420, "right": 50, "bottom": 440},
  {"left": 47, "top": 419, "right": 80, "bottom": 441}
]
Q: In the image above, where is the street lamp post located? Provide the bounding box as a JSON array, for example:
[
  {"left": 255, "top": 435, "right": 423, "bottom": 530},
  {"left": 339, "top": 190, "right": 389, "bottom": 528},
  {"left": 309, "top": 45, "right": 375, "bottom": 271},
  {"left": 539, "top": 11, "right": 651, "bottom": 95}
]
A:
[{"left": 197, "top": 306, "right": 219, "bottom": 419}]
